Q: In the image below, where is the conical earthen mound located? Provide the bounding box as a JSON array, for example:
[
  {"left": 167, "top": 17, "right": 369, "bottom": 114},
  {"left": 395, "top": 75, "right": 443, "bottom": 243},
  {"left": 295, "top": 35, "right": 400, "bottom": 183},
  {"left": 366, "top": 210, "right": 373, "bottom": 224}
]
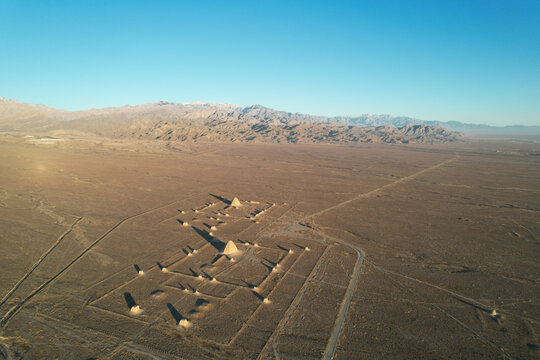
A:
[
  {"left": 223, "top": 240, "right": 238, "bottom": 255},
  {"left": 231, "top": 197, "right": 242, "bottom": 208}
]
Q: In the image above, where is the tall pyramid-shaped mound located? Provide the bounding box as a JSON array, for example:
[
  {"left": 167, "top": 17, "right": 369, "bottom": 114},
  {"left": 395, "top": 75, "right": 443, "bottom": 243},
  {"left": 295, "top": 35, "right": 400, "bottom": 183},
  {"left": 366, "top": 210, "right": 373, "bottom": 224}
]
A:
[
  {"left": 231, "top": 197, "right": 242, "bottom": 208},
  {"left": 223, "top": 240, "right": 238, "bottom": 255}
]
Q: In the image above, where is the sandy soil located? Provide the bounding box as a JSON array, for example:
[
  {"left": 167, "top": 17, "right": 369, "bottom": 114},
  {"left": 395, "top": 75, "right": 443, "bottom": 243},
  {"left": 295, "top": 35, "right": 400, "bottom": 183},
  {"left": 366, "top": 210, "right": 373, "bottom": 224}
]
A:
[{"left": 0, "top": 132, "right": 538, "bottom": 359}]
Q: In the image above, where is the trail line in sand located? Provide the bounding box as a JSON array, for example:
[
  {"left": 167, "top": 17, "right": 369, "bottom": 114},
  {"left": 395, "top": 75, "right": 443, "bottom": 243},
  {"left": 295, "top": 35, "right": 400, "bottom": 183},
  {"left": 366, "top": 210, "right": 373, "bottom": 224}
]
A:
[
  {"left": 0, "top": 216, "right": 82, "bottom": 309},
  {"left": 319, "top": 156, "right": 458, "bottom": 360},
  {"left": 261, "top": 156, "right": 457, "bottom": 359},
  {"left": 0, "top": 198, "right": 188, "bottom": 328}
]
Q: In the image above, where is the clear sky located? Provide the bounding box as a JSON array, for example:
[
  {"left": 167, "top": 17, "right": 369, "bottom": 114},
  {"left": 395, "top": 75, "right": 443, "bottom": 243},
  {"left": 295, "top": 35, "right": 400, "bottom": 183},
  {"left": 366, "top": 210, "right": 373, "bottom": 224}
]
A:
[{"left": 1, "top": 0, "right": 539, "bottom": 125}]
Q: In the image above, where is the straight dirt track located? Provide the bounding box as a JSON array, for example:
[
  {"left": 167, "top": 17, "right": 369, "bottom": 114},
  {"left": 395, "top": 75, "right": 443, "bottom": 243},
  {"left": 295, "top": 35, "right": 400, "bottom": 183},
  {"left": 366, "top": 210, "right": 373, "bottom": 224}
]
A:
[{"left": 259, "top": 156, "right": 458, "bottom": 359}]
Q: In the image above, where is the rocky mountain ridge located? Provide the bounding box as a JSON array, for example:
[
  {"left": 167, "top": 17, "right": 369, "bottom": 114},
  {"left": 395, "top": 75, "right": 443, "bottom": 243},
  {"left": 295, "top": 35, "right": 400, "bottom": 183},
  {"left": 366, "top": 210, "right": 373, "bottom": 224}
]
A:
[{"left": 0, "top": 97, "right": 462, "bottom": 144}]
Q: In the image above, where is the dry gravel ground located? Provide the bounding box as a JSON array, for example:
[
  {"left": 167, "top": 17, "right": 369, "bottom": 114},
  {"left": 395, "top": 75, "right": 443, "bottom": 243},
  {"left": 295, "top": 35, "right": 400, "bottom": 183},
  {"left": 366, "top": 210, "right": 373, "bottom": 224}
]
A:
[{"left": 0, "top": 133, "right": 538, "bottom": 359}]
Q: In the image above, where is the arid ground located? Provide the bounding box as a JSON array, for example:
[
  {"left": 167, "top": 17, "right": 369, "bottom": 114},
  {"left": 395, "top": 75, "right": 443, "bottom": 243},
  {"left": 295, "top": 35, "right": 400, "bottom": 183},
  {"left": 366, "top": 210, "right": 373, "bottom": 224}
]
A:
[{"left": 0, "top": 133, "right": 538, "bottom": 359}]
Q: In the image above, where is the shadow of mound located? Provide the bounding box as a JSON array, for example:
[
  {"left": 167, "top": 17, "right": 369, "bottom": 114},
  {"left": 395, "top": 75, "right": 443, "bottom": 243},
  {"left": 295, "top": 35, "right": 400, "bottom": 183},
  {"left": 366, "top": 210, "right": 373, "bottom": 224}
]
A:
[
  {"left": 150, "top": 289, "right": 165, "bottom": 297},
  {"left": 209, "top": 193, "right": 231, "bottom": 205},
  {"left": 251, "top": 291, "right": 264, "bottom": 301},
  {"left": 124, "top": 292, "right": 136, "bottom": 309},
  {"left": 192, "top": 226, "right": 225, "bottom": 251},
  {"left": 195, "top": 298, "right": 210, "bottom": 307},
  {"left": 167, "top": 303, "right": 183, "bottom": 325}
]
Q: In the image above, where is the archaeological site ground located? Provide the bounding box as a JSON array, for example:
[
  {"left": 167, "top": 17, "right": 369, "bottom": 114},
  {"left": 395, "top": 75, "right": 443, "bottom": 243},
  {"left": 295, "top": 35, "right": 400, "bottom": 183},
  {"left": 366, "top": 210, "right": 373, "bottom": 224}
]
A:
[{"left": 0, "top": 133, "right": 538, "bottom": 359}]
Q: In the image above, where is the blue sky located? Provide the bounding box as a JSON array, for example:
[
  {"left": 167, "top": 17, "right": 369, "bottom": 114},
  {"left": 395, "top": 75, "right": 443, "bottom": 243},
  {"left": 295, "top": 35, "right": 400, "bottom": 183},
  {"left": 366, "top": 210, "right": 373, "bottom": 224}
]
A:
[{"left": 0, "top": 0, "right": 539, "bottom": 125}]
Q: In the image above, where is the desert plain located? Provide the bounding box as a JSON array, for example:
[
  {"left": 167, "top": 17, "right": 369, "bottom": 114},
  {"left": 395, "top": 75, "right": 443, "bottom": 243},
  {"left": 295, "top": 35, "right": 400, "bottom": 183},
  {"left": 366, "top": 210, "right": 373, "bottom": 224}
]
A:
[{"left": 0, "top": 133, "right": 538, "bottom": 359}]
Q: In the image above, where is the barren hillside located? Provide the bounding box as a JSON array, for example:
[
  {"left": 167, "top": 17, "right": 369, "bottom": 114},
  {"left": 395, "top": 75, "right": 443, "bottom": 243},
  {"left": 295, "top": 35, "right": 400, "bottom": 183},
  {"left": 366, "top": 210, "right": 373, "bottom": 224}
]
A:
[{"left": 0, "top": 98, "right": 461, "bottom": 144}]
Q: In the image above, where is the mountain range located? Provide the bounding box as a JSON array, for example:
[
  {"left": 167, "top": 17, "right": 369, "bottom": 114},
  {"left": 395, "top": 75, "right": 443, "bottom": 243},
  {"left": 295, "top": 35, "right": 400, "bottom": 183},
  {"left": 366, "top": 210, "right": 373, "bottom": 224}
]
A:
[{"left": 1, "top": 97, "right": 535, "bottom": 144}]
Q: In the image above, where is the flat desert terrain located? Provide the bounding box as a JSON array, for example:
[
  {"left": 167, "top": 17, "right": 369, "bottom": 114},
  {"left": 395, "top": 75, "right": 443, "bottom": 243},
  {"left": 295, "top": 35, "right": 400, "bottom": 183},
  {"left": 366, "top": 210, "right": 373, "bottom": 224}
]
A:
[{"left": 0, "top": 133, "right": 538, "bottom": 359}]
